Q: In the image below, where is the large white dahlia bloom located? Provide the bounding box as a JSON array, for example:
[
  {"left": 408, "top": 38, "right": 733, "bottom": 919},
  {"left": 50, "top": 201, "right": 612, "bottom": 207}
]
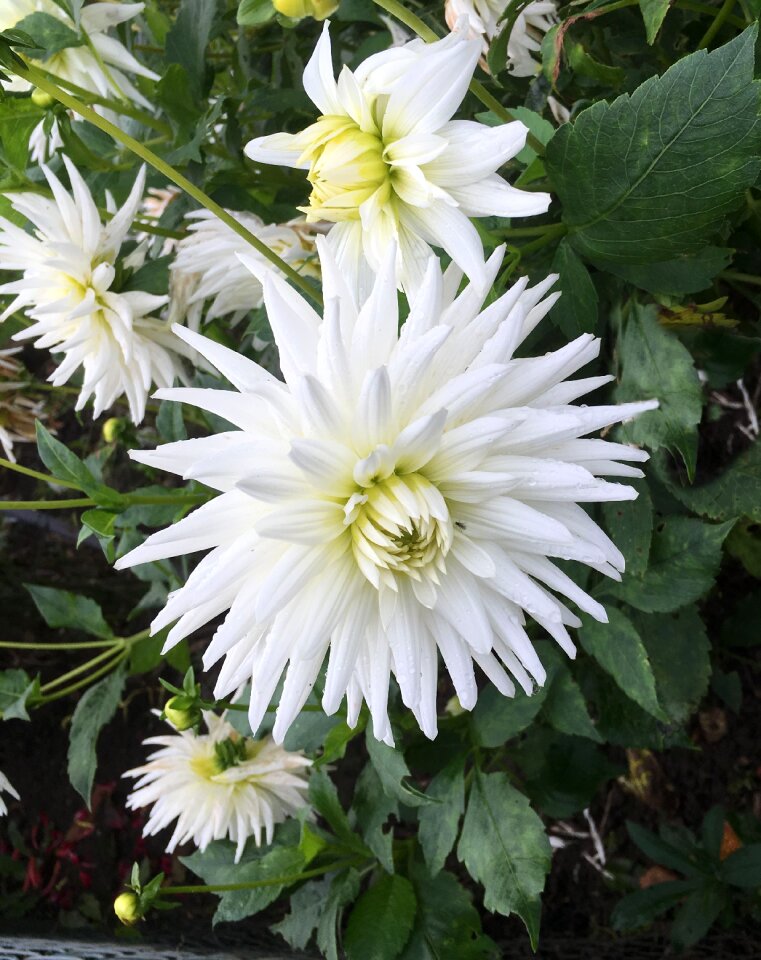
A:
[
  {"left": 445, "top": 0, "right": 558, "bottom": 77},
  {"left": 0, "top": 769, "right": 19, "bottom": 816},
  {"left": 0, "top": 159, "right": 194, "bottom": 423},
  {"left": 171, "top": 211, "right": 321, "bottom": 325},
  {"left": 124, "top": 713, "right": 311, "bottom": 862},
  {"left": 245, "top": 24, "right": 550, "bottom": 296},
  {"left": 116, "top": 240, "right": 656, "bottom": 744},
  {"left": 1, "top": 1, "right": 158, "bottom": 107}
]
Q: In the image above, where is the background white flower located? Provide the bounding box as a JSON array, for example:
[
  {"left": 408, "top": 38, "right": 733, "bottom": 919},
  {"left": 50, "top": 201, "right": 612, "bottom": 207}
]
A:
[
  {"left": 445, "top": 0, "right": 558, "bottom": 77},
  {"left": 0, "top": 769, "right": 19, "bottom": 816},
  {"left": 171, "top": 211, "right": 321, "bottom": 326},
  {"left": 0, "top": 158, "right": 194, "bottom": 423},
  {"left": 245, "top": 24, "right": 550, "bottom": 296},
  {"left": 124, "top": 713, "right": 312, "bottom": 862},
  {"left": 0, "top": 347, "right": 47, "bottom": 462},
  {"left": 116, "top": 240, "right": 656, "bottom": 745}
]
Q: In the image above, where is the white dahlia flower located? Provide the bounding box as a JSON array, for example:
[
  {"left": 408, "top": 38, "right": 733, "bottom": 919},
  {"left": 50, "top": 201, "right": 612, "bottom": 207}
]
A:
[
  {"left": 445, "top": 0, "right": 558, "bottom": 77},
  {"left": 1, "top": 1, "right": 158, "bottom": 107},
  {"left": 171, "top": 211, "right": 321, "bottom": 325},
  {"left": 116, "top": 240, "right": 656, "bottom": 744},
  {"left": 245, "top": 24, "right": 550, "bottom": 296},
  {"left": 0, "top": 769, "right": 19, "bottom": 816},
  {"left": 0, "top": 158, "right": 194, "bottom": 423},
  {"left": 124, "top": 713, "right": 312, "bottom": 862}
]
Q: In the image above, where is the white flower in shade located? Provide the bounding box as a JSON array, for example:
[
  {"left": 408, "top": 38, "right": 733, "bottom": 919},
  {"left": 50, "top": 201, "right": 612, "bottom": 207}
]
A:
[
  {"left": 124, "top": 713, "right": 312, "bottom": 862},
  {"left": 0, "top": 769, "right": 19, "bottom": 816},
  {"left": 0, "top": 158, "right": 195, "bottom": 423},
  {"left": 1, "top": 1, "right": 158, "bottom": 107},
  {"left": 171, "top": 211, "right": 321, "bottom": 325},
  {"left": 445, "top": 0, "right": 558, "bottom": 77},
  {"left": 245, "top": 24, "right": 550, "bottom": 296},
  {"left": 116, "top": 240, "right": 657, "bottom": 744}
]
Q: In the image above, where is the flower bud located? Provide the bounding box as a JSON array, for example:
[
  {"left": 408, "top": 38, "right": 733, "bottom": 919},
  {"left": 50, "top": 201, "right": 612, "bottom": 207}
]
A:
[
  {"left": 102, "top": 417, "right": 121, "bottom": 444},
  {"left": 31, "top": 89, "right": 55, "bottom": 108},
  {"left": 273, "top": 0, "right": 339, "bottom": 20},
  {"left": 114, "top": 891, "right": 142, "bottom": 926},
  {"left": 164, "top": 695, "right": 200, "bottom": 732}
]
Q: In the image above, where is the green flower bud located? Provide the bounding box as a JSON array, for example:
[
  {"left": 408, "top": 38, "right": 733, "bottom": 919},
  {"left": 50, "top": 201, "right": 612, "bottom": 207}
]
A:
[
  {"left": 273, "top": 0, "right": 339, "bottom": 20},
  {"left": 31, "top": 89, "right": 55, "bottom": 108},
  {"left": 114, "top": 891, "right": 142, "bottom": 926},
  {"left": 164, "top": 695, "right": 201, "bottom": 732},
  {"left": 102, "top": 417, "right": 121, "bottom": 444}
]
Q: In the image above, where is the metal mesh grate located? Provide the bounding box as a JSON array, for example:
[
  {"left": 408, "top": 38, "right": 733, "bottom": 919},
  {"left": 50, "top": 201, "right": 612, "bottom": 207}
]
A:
[{"left": 0, "top": 938, "right": 293, "bottom": 960}]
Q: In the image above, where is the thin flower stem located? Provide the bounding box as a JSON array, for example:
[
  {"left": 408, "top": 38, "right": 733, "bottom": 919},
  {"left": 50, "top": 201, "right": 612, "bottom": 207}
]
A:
[
  {"left": 720, "top": 270, "right": 761, "bottom": 287},
  {"left": 697, "top": 0, "right": 738, "bottom": 46},
  {"left": 159, "top": 858, "right": 366, "bottom": 896},
  {"left": 13, "top": 60, "right": 323, "bottom": 309},
  {"left": 371, "top": 0, "right": 545, "bottom": 155},
  {"left": 39, "top": 644, "right": 125, "bottom": 694},
  {"left": 0, "top": 457, "right": 83, "bottom": 491},
  {"left": 0, "top": 497, "right": 95, "bottom": 510},
  {"left": 0, "top": 640, "right": 118, "bottom": 650},
  {"left": 500, "top": 222, "right": 565, "bottom": 238},
  {"left": 37, "top": 649, "right": 127, "bottom": 703},
  {"left": 676, "top": 0, "right": 745, "bottom": 25},
  {"left": 513, "top": 222, "right": 567, "bottom": 256}
]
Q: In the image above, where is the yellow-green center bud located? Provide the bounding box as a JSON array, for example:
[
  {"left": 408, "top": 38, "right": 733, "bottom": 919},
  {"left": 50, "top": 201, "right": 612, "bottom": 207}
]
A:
[
  {"left": 114, "top": 891, "right": 142, "bottom": 926},
  {"left": 273, "top": 0, "right": 339, "bottom": 19},
  {"left": 164, "top": 695, "right": 201, "bottom": 732},
  {"left": 31, "top": 89, "right": 55, "bottom": 108},
  {"left": 301, "top": 117, "right": 390, "bottom": 223},
  {"left": 102, "top": 417, "right": 121, "bottom": 444}
]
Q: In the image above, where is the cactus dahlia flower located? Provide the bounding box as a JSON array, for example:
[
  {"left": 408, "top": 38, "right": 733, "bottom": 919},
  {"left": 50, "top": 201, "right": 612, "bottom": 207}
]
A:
[
  {"left": 116, "top": 239, "right": 656, "bottom": 744},
  {"left": 124, "top": 713, "right": 312, "bottom": 862},
  {"left": 0, "top": 159, "right": 195, "bottom": 423},
  {"left": 245, "top": 24, "right": 550, "bottom": 296}
]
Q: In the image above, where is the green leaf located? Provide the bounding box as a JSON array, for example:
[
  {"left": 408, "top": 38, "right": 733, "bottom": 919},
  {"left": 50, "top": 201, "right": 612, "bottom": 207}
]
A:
[
  {"left": 579, "top": 607, "right": 662, "bottom": 718},
  {"left": 317, "top": 717, "right": 365, "bottom": 766},
  {"left": 67, "top": 666, "right": 126, "bottom": 806},
  {"left": 366, "top": 732, "right": 431, "bottom": 807},
  {"left": 605, "top": 247, "right": 732, "bottom": 295},
  {"left": 272, "top": 876, "right": 331, "bottom": 952},
  {"left": 345, "top": 874, "right": 417, "bottom": 960},
  {"left": 237, "top": 0, "right": 275, "bottom": 25},
  {"left": 35, "top": 421, "right": 121, "bottom": 505},
  {"left": 612, "top": 880, "right": 698, "bottom": 932},
  {"left": 721, "top": 844, "right": 761, "bottom": 888},
  {"left": 457, "top": 771, "right": 551, "bottom": 948},
  {"left": 418, "top": 762, "right": 465, "bottom": 876},
  {"left": 469, "top": 682, "right": 547, "bottom": 748},
  {"left": 603, "top": 480, "right": 652, "bottom": 578},
  {"left": 550, "top": 239, "right": 598, "bottom": 338},
  {"left": 317, "top": 869, "right": 362, "bottom": 960},
  {"left": 638, "top": 0, "right": 670, "bottom": 44},
  {"left": 25, "top": 585, "right": 113, "bottom": 640},
  {"left": 0, "top": 668, "right": 39, "bottom": 721},
  {"left": 663, "top": 439, "right": 761, "bottom": 523},
  {"left": 546, "top": 27, "right": 761, "bottom": 263},
  {"left": 626, "top": 821, "right": 703, "bottom": 876},
  {"left": 165, "top": 0, "right": 220, "bottom": 100},
  {"left": 568, "top": 42, "right": 625, "bottom": 85},
  {"left": 308, "top": 767, "right": 367, "bottom": 853},
  {"left": 156, "top": 398, "right": 187, "bottom": 443},
  {"left": 15, "top": 12, "right": 84, "bottom": 59},
  {"left": 541, "top": 667, "right": 602, "bottom": 742},
  {"left": 700, "top": 805, "right": 726, "bottom": 860},
  {"left": 616, "top": 303, "right": 703, "bottom": 477},
  {"left": 353, "top": 764, "right": 397, "bottom": 873},
  {"left": 609, "top": 518, "right": 734, "bottom": 613},
  {"left": 122, "top": 256, "right": 171, "bottom": 296},
  {"left": 671, "top": 883, "right": 726, "bottom": 948},
  {"left": 399, "top": 864, "right": 498, "bottom": 960}
]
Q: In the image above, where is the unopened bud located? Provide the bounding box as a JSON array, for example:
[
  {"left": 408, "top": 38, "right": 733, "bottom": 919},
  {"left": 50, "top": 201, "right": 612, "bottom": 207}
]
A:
[
  {"left": 114, "top": 891, "right": 142, "bottom": 926},
  {"left": 164, "top": 695, "right": 200, "bottom": 732},
  {"left": 445, "top": 695, "right": 465, "bottom": 717},
  {"left": 102, "top": 417, "right": 121, "bottom": 444},
  {"left": 273, "top": 0, "right": 339, "bottom": 20},
  {"left": 31, "top": 89, "right": 55, "bottom": 108}
]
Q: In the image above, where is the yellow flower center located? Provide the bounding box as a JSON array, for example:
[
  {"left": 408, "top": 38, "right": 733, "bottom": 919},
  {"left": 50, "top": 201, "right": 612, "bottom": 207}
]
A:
[{"left": 300, "top": 116, "right": 391, "bottom": 223}]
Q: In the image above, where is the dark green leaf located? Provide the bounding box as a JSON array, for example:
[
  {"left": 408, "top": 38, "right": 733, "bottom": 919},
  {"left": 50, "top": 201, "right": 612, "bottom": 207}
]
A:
[
  {"left": 272, "top": 876, "right": 331, "bottom": 951},
  {"left": 25, "top": 585, "right": 113, "bottom": 639},
  {"left": 165, "top": 0, "right": 220, "bottom": 101},
  {"left": 470, "top": 682, "right": 547, "bottom": 748},
  {"left": 67, "top": 666, "right": 126, "bottom": 806},
  {"left": 721, "top": 844, "right": 761, "bottom": 888},
  {"left": 670, "top": 884, "right": 726, "bottom": 948},
  {"left": 700, "top": 806, "right": 726, "bottom": 860},
  {"left": 317, "top": 869, "right": 362, "bottom": 960},
  {"left": 15, "top": 12, "right": 84, "bottom": 59},
  {"left": 550, "top": 239, "right": 598, "bottom": 338},
  {"left": 156, "top": 398, "right": 187, "bottom": 443},
  {"left": 308, "top": 767, "right": 366, "bottom": 852},
  {"left": 0, "top": 668, "right": 39, "bottom": 721},
  {"left": 316, "top": 717, "right": 364, "bottom": 766},
  {"left": 121, "top": 256, "right": 171, "bottom": 295},
  {"left": 418, "top": 762, "right": 465, "bottom": 876},
  {"left": 35, "top": 421, "right": 121, "bottom": 505},
  {"left": 604, "top": 247, "right": 732, "bottom": 295},
  {"left": 353, "top": 764, "right": 397, "bottom": 873},
  {"left": 627, "top": 821, "right": 703, "bottom": 876},
  {"left": 457, "top": 771, "right": 551, "bottom": 948},
  {"left": 546, "top": 27, "right": 761, "bottom": 262},
  {"left": 612, "top": 880, "right": 697, "bottom": 931},
  {"left": 366, "top": 732, "right": 431, "bottom": 807},
  {"left": 579, "top": 607, "right": 662, "bottom": 718},
  {"left": 345, "top": 874, "right": 417, "bottom": 960},
  {"left": 603, "top": 479, "right": 652, "bottom": 578},
  {"left": 237, "top": 0, "right": 276, "bottom": 25},
  {"left": 664, "top": 439, "right": 761, "bottom": 523},
  {"left": 541, "top": 667, "right": 602, "bottom": 742},
  {"left": 568, "top": 43, "right": 625, "bottom": 85},
  {"left": 638, "top": 0, "right": 670, "bottom": 44}
]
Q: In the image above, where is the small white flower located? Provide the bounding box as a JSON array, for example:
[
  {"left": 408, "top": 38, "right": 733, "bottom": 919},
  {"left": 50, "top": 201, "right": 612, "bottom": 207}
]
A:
[
  {"left": 1, "top": 1, "right": 158, "bottom": 107},
  {"left": 116, "top": 241, "right": 656, "bottom": 745},
  {"left": 0, "top": 158, "right": 194, "bottom": 423},
  {"left": 124, "top": 713, "right": 312, "bottom": 862},
  {"left": 0, "top": 769, "right": 19, "bottom": 816},
  {"left": 245, "top": 24, "right": 550, "bottom": 296},
  {"left": 445, "top": 0, "right": 558, "bottom": 77},
  {"left": 171, "top": 211, "right": 321, "bottom": 325}
]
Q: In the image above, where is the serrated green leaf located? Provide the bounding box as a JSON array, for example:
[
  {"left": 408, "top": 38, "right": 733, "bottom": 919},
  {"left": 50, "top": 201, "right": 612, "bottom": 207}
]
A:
[
  {"left": 616, "top": 303, "right": 703, "bottom": 477},
  {"left": 546, "top": 27, "right": 761, "bottom": 263},
  {"left": 550, "top": 239, "right": 598, "bottom": 338},
  {"left": 67, "top": 666, "right": 125, "bottom": 806},
  {"left": 638, "top": 0, "right": 670, "bottom": 44},
  {"left": 0, "top": 668, "right": 39, "bottom": 721},
  {"left": 662, "top": 439, "right": 761, "bottom": 522},
  {"left": 603, "top": 479, "right": 652, "bottom": 578},
  {"left": 470, "top": 682, "right": 547, "bottom": 748},
  {"left": 366, "top": 732, "right": 430, "bottom": 806},
  {"left": 272, "top": 875, "right": 330, "bottom": 951},
  {"left": 418, "top": 761, "right": 465, "bottom": 876},
  {"left": 353, "top": 764, "right": 397, "bottom": 873},
  {"left": 579, "top": 607, "right": 662, "bottom": 718},
  {"left": 308, "top": 767, "right": 367, "bottom": 853},
  {"left": 165, "top": 0, "right": 220, "bottom": 101},
  {"left": 35, "top": 421, "right": 121, "bottom": 505},
  {"left": 457, "top": 771, "right": 550, "bottom": 948},
  {"left": 604, "top": 247, "right": 732, "bottom": 295},
  {"left": 317, "top": 869, "right": 362, "bottom": 960},
  {"left": 541, "top": 667, "right": 602, "bottom": 742},
  {"left": 609, "top": 517, "right": 734, "bottom": 613},
  {"left": 345, "top": 873, "right": 417, "bottom": 960},
  {"left": 15, "top": 11, "right": 84, "bottom": 60},
  {"left": 25, "top": 585, "right": 113, "bottom": 639}
]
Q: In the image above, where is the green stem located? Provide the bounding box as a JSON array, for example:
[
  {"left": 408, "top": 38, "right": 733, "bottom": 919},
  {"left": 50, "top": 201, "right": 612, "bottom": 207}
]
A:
[
  {"left": 697, "top": 0, "right": 737, "bottom": 46},
  {"left": 500, "top": 222, "right": 564, "bottom": 238},
  {"left": 371, "top": 0, "right": 545, "bottom": 155},
  {"left": 512, "top": 222, "right": 567, "bottom": 256},
  {"left": 14, "top": 61, "right": 323, "bottom": 308},
  {"left": 0, "top": 457, "right": 83, "bottom": 491},
  {"left": 37, "top": 649, "right": 127, "bottom": 703},
  {"left": 0, "top": 640, "right": 117, "bottom": 650},
  {"left": 676, "top": 0, "right": 745, "bottom": 25},
  {"left": 159, "top": 858, "right": 365, "bottom": 896},
  {"left": 720, "top": 270, "right": 761, "bottom": 287},
  {"left": 39, "top": 644, "right": 124, "bottom": 694},
  {"left": 0, "top": 498, "right": 95, "bottom": 510}
]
